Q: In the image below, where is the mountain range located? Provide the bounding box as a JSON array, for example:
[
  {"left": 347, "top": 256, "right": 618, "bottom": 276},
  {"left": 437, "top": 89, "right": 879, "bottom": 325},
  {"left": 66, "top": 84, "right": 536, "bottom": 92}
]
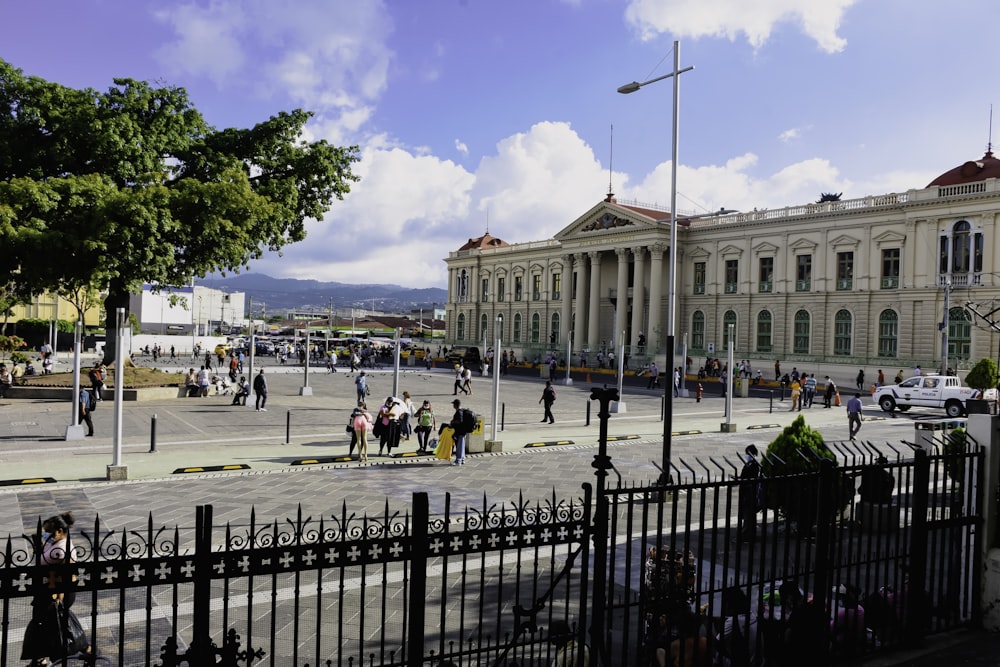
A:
[{"left": 198, "top": 274, "right": 448, "bottom": 315}]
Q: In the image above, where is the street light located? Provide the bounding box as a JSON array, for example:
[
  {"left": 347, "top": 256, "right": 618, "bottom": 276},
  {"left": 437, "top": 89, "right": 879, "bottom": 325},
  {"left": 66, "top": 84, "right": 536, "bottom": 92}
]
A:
[{"left": 619, "top": 40, "right": 694, "bottom": 484}]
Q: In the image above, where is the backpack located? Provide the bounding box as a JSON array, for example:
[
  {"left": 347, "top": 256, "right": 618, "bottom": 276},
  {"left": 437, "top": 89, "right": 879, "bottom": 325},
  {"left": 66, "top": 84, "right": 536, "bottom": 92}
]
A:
[{"left": 460, "top": 408, "right": 477, "bottom": 434}]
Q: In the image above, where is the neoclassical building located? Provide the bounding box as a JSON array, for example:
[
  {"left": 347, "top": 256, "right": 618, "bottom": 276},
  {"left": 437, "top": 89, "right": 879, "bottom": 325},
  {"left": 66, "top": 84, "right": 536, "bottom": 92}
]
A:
[{"left": 444, "top": 150, "right": 1000, "bottom": 372}]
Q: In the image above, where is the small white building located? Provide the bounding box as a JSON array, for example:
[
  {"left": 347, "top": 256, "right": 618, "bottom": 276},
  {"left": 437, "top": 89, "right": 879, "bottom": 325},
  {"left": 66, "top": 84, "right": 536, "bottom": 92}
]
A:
[{"left": 129, "top": 284, "right": 246, "bottom": 335}]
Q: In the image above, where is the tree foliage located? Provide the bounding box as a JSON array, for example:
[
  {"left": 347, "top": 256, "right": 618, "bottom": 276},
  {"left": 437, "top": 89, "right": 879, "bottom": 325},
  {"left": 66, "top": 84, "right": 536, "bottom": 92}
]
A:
[
  {"left": 0, "top": 59, "right": 360, "bottom": 363},
  {"left": 964, "top": 357, "right": 999, "bottom": 390}
]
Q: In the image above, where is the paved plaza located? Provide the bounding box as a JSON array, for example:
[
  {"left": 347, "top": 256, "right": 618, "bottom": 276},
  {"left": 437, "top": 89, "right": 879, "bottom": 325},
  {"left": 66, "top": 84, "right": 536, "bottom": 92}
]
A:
[{"left": 0, "top": 361, "right": 919, "bottom": 539}]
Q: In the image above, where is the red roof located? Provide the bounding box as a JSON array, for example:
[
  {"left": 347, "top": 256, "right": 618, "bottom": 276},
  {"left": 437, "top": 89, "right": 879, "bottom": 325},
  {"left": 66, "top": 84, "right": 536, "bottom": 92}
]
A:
[
  {"left": 928, "top": 150, "right": 1000, "bottom": 187},
  {"left": 458, "top": 232, "right": 509, "bottom": 251}
]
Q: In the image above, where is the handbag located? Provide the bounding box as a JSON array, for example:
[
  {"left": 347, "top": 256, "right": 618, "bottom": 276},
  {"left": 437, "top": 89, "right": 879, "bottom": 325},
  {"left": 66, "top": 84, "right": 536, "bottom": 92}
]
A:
[{"left": 59, "top": 602, "right": 88, "bottom": 656}]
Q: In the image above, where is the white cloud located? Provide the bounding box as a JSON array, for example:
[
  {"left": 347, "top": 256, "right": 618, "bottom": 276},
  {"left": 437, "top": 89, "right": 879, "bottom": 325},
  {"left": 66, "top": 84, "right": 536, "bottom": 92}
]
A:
[
  {"left": 455, "top": 139, "right": 469, "bottom": 156},
  {"left": 152, "top": 3, "right": 248, "bottom": 85},
  {"left": 153, "top": 0, "right": 392, "bottom": 141},
  {"left": 624, "top": 0, "right": 858, "bottom": 53},
  {"left": 778, "top": 128, "right": 800, "bottom": 142}
]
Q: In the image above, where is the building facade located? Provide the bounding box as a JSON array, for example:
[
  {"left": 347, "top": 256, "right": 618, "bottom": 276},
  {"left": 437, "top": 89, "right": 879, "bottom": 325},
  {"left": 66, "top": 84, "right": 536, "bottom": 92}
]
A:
[{"left": 444, "top": 151, "right": 1000, "bottom": 372}]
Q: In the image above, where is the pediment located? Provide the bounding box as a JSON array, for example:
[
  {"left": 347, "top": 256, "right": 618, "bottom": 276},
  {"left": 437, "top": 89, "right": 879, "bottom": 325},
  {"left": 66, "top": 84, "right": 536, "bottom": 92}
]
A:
[
  {"left": 789, "top": 237, "right": 818, "bottom": 251},
  {"left": 689, "top": 246, "right": 711, "bottom": 259},
  {"left": 873, "top": 230, "right": 906, "bottom": 245},
  {"left": 720, "top": 244, "right": 743, "bottom": 257},
  {"left": 752, "top": 241, "right": 780, "bottom": 255},
  {"left": 554, "top": 200, "right": 666, "bottom": 242},
  {"left": 830, "top": 234, "right": 861, "bottom": 248}
]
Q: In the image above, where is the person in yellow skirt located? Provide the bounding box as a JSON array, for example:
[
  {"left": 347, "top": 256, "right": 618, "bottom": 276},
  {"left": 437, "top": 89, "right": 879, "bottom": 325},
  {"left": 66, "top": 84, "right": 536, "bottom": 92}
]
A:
[{"left": 434, "top": 424, "right": 456, "bottom": 462}]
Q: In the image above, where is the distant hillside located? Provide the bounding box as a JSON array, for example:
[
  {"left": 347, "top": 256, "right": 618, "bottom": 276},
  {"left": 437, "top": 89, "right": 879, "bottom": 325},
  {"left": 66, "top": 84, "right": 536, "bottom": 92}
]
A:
[{"left": 198, "top": 274, "right": 448, "bottom": 314}]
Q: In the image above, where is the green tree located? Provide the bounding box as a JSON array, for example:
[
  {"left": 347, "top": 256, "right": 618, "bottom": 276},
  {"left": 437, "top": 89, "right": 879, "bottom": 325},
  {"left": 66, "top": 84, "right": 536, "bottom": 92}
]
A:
[
  {"left": 965, "top": 357, "right": 999, "bottom": 391},
  {"left": 0, "top": 59, "right": 360, "bottom": 364}
]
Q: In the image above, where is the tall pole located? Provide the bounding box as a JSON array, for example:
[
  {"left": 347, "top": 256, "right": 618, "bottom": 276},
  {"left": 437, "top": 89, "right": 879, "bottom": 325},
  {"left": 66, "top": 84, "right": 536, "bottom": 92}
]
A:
[
  {"left": 941, "top": 279, "right": 951, "bottom": 374},
  {"left": 564, "top": 334, "right": 574, "bottom": 385},
  {"left": 725, "top": 323, "right": 735, "bottom": 427},
  {"left": 328, "top": 297, "right": 333, "bottom": 340},
  {"left": 108, "top": 307, "right": 127, "bottom": 479},
  {"left": 491, "top": 316, "right": 502, "bottom": 441},
  {"left": 619, "top": 41, "right": 692, "bottom": 483},
  {"left": 392, "top": 327, "right": 401, "bottom": 396},
  {"left": 65, "top": 319, "right": 84, "bottom": 440},
  {"left": 248, "top": 296, "right": 255, "bottom": 407}
]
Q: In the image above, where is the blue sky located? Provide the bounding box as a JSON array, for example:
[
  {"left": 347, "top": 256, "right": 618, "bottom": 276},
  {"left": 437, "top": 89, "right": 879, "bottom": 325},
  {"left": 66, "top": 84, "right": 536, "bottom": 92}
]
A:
[{"left": 3, "top": 0, "right": 998, "bottom": 288}]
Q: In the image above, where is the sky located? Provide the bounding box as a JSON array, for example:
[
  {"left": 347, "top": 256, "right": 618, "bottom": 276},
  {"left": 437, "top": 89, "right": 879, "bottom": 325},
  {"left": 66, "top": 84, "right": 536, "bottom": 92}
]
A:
[{"left": 3, "top": 0, "right": 999, "bottom": 289}]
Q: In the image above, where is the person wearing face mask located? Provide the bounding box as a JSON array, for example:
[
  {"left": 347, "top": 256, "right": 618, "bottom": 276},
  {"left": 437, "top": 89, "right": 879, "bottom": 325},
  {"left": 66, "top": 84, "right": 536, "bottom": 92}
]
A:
[{"left": 22, "top": 513, "right": 91, "bottom": 665}]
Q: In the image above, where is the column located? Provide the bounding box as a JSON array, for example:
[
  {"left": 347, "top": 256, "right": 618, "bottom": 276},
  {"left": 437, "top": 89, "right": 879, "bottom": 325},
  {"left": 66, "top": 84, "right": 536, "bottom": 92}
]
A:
[
  {"left": 561, "top": 255, "right": 573, "bottom": 346},
  {"left": 614, "top": 248, "right": 630, "bottom": 345},
  {"left": 587, "top": 251, "right": 603, "bottom": 351},
  {"left": 574, "top": 255, "right": 589, "bottom": 346},
  {"left": 630, "top": 247, "right": 645, "bottom": 352},
  {"left": 647, "top": 244, "right": 665, "bottom": 354}
]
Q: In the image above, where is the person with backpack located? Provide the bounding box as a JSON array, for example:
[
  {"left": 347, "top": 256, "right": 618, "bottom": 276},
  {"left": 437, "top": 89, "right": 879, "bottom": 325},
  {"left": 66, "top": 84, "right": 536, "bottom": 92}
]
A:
[
  {"left": 539, "top": 381, "right": 556, "bottom": 424},
  {"left": 450, "top": 398, "right": 475, "bottom": 465},
  {"left": 78, "top": 388, "right": 95, "bottom": 436}
]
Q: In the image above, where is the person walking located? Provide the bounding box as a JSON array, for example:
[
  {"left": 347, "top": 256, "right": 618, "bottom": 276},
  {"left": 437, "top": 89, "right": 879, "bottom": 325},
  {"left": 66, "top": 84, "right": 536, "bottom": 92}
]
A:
[
  {"left": 413, "top": 400, "right": 436, "bottom": 453},
  {"left": 647, "top": 362, "right": 659, "bottom": 389},
  {"left": 804, "top": 374, "right": 817, "bottom": 408},
  {"left": 673, "top": 367, "right": 681, "bottom": 397},
  {"left": 355, "top": 371, "right": 368, "bottom": 403},
  {"left": 453, "top": 364, "right": 465, "bottom": 395},
  {"left": 78, "top": 388, "right": 95, "bottom": 436},
  {"left": 847, "top": 392, "right": 864, "bottom": 440},
  {"left": 790, "top": 378, "right": 801, "bottom": 411},
  {"left": 856, "top": 369, "right": 865, "bottom": 392},
  {"left": 253, "top": 369, "right": 268, "bottom": 411},
  {"left": 539, "top": 381, "right": 556, "bottom": 424},
  {"left": 462, "top": 365, "right": 473, "bottom": 395},
  {"left": 877, "top": 369, "right": 885, "bottom": 387},
  {"left": 823, "top": 376, "right": 836, "bottom": 408}
]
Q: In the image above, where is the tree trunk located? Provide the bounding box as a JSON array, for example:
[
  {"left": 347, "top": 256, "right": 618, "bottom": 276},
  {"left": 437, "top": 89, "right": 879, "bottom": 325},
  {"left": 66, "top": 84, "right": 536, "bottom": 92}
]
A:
[{"left": 102, "top": 286, "right": 131, "bottom": 367}]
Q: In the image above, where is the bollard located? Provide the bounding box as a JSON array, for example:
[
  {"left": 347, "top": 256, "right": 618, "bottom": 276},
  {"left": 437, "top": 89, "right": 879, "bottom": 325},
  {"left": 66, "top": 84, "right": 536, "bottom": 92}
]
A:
[
  {"left": 769, "top": 391, "right": 773, "bottom": 414},
  {"left": 586, "top": 401, "right": 591, "bottom": 427},
  {"left": 285, "top": 410, "right": 291, "bottom": 446},
  {"left": 501, "top": 403, "right": 505, "bottom": 432},
  {"left": 149, "top": 413, "right": 158, "bottom": 453}
]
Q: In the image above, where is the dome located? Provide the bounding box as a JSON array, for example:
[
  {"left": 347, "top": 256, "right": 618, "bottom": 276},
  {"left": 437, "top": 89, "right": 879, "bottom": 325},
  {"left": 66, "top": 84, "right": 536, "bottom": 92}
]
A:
[
  {"left": 927, "top": 150, "right": 1000, "bottom": 187},
  {"left": 458, "top": 232, "right": 508, "bottom": 251}
]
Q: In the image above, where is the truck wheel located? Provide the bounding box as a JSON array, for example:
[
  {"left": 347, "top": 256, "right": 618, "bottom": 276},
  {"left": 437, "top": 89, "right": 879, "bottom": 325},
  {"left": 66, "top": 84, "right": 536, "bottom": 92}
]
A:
[
  {"left": 879, "top": 396, "right": 896, "bottom": 412},
  {"left": 945, "top": 401, "right": 965, "bottom": 418}
]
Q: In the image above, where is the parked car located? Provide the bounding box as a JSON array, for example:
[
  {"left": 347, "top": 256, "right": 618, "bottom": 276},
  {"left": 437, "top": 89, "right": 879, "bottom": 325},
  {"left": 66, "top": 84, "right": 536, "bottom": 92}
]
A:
[
  {"left": 445, "top": 346, "right": 481, "bottom": 367},
  {"left": 874, "top": 374, "right": 997, "bottom": 417}
]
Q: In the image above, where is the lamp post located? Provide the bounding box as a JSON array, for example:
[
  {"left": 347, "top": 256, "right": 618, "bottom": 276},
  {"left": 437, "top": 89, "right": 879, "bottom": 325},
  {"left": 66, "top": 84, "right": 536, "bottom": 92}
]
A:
[{"left": 619, "top": 40, "right": 694, "bottom": 483}]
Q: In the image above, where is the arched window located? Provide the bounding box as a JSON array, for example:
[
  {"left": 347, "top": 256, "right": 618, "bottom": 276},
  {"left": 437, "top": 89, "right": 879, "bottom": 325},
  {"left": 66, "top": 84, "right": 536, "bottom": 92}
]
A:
[
  {"left": 457, "top": 313, "right": 465, "bottom": 341},
  {"left": 722, "top": 310, "right": 737, "bottom": 349},
  {"left": 948, "top": 307, "right": 972, "bottom": 361},
  {"left": 878, "top": 310, "right": 898, "bottom": 358},
  {"left": 939, "top": 220, "right": 984, "bottom": 284},
  {"left": 458, "top": 269, "right": 469, "bottom": 302},
  {"left": 530, "top": 313, "right": 540, "bottom": 343},
  {"left": 513, "top": 313, "right": 522, "bottom": 343},
  {"left": 691, "top": 311, "right": 705, "bottom": 351},
  {"left": 550, "top": 313, "right": 560, "bottom": 344},
  {"left": 834, "top": 309, "right": 852, "bottom": 356},
  {"left": 756, "top": 311, "right": 772, "bottom": 353},
  {"left": 793, "top": 310, "right": 810, "bottom": 354}
]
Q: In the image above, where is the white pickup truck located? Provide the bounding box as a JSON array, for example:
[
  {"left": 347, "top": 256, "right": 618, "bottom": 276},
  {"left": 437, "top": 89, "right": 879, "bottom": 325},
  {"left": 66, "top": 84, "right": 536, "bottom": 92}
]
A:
[{"left": 874, "top": 374, "right": 995, "bottom": 417}]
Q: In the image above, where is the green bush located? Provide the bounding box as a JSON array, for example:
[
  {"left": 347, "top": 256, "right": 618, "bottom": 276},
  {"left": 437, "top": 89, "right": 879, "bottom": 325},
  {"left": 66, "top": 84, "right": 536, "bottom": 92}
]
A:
[
  {"left": 965, "top": 358, "right": 999, "bottom": 391},
  {"left": 761, "top": 414, "right": 832, "bottom": 476},
  {"left": 761, "top": 415, "right": 848, "bottom": 533}
]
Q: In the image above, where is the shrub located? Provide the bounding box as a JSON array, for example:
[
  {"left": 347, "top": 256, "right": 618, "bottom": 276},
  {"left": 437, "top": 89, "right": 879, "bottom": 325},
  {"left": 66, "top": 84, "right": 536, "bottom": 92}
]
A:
[
  {"left": 965, "top": 358, "right": 999, "bottom": 391},
  {"left": 761, "top": 415, "right": 849, "bottom": 533}
]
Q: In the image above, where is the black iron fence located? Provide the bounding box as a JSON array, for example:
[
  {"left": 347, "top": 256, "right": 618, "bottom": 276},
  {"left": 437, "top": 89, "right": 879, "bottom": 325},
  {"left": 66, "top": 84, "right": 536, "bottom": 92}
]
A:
[
  {"left": 0, "top": 435, "right": 984, "bottom": 666},
  {"left": 596, "top": 440, "right": 984, "bottom": 666}
]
